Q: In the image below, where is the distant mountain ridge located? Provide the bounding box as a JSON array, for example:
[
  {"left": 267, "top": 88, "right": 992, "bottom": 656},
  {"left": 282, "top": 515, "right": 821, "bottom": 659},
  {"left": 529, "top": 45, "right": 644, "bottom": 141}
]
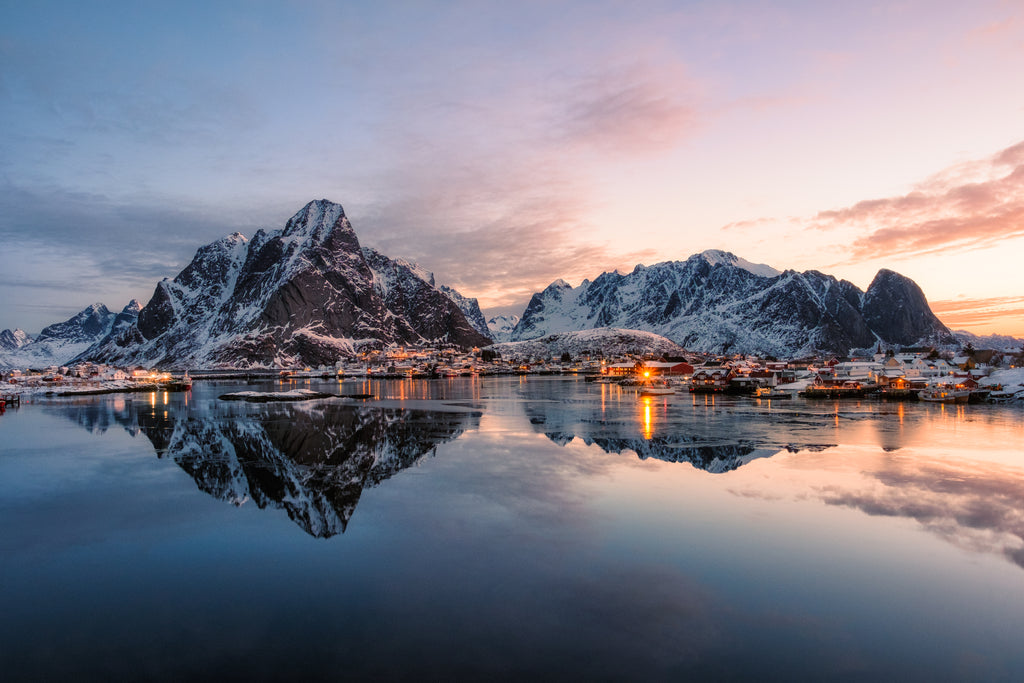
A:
[
  {"left": 486, "top": 314, "right": 520, "bottom": 342},
  {"left": 511, "top": 251, "right": 954, "bottom": 356},
  {"left": 953, "top": 330, "right": 1023, "bottom": 352},
  {"left": 0, "top": 302, "right": 140, "bottom": 369}
]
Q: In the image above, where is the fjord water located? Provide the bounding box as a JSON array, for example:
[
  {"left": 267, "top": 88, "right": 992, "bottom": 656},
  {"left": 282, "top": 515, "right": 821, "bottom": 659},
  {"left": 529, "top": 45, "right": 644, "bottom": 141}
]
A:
[{"left": 2, "top": 377, "right": 1023, "bottom": 680}]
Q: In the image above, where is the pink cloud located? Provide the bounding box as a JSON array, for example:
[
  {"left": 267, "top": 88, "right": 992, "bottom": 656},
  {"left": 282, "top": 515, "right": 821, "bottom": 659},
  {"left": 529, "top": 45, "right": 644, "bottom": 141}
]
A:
[{"left": 812, "top": 141, "right": 1024, "bottom": 258}]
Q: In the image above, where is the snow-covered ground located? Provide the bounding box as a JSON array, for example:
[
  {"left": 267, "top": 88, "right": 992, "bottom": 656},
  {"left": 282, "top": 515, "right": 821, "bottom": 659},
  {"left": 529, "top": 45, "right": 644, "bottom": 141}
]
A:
[
  {"left": 218, "top": 388, "right": 337, "bottom": 402},
  {"left": 490, "top": 327, "right": 685, "bottom": 360},
  {"left": 982, "top": 367, "right": 1024, "bottom": 400},
  {"left": 0, "top": 379, "right": 156, "bottom": 397}
]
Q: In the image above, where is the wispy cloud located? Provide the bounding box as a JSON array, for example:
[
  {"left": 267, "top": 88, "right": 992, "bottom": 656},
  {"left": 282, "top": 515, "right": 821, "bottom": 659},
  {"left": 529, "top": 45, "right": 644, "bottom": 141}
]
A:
[
  {"left": 552, "top": 63, "right": 699, "bottom": 156},
  {"left": 812, "top": 141, "right": 1024, "bottom": 258}
]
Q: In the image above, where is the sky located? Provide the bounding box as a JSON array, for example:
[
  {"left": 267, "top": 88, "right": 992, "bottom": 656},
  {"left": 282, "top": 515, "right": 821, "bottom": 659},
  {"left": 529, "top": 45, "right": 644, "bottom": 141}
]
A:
[{"left": 2, "top": 0, "right": 1023, "bottom": 336}]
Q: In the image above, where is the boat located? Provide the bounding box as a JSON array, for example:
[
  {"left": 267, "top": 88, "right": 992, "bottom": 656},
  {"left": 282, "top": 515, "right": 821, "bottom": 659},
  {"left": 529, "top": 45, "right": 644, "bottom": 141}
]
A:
[
  {"left": 919, "top": 387, "right": 969, "bottom": 404},
  {"left": 163, "top": 372, "right": 193, "bottom": 391},
  {"left": 638, "top": 380, "right": 675, "bottom": 396},
  {"left": 754, "top": 386, "right": 791, "bottom": 399}
]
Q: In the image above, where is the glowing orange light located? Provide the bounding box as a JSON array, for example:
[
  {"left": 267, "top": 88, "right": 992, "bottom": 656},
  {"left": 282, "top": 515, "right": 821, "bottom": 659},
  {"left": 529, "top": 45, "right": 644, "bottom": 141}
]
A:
[{"left": 643, "top": 396, "right": 652, "bottom": 440}]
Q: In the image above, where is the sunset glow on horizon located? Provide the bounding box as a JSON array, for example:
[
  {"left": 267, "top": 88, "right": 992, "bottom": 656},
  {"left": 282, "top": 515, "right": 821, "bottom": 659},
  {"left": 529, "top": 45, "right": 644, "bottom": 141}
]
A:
[{"left": 2, "top": 1, "right": 1023, "bottom": 337}]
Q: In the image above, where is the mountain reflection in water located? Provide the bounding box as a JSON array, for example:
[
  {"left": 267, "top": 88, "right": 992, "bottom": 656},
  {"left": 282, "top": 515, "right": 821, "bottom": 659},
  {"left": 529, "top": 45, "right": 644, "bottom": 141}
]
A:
[
  {"left": 522, "top": 387, "right": 834, "bottom": 472},
  {"left": 48, "top": 398, "right": 480, "bottom": 537}
]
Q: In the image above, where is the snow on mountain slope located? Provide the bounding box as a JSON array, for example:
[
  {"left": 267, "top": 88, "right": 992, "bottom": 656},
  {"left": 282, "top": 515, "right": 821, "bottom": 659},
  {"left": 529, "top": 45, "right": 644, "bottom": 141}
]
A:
[
  {"left": 486, "top": 314, "right": 520, "bottom": 342},
  {"left": 698, "top": 250, "right": 781, "bottom": 278},
  {"left": 362, "top": 247, "right": 492, "bottom": 346},
  {"left": 0, "top": 328, "right": 30, "bottom": 352}
]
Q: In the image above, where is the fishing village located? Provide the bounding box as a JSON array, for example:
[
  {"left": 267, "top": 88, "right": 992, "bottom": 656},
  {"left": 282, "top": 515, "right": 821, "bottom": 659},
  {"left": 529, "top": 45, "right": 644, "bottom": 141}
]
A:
[{"left": 2, "top": 342, "right": 1022, "bottom": 408}]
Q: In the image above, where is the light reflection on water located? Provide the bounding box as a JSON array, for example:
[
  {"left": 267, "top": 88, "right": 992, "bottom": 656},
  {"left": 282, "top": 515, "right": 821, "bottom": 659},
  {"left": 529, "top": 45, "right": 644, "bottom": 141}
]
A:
[{"left": 1, "top": 376, "right": 1023, "bottom": 680}]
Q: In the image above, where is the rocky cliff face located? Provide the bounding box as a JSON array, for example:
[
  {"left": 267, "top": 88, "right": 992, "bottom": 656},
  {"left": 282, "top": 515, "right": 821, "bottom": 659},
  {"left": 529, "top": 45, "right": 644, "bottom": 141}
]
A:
[
  {"left": 861, "top": 269, "right": 954, "bottom": 346},
  {"left": 512, "top": 251, "right": 953, "bottom": 355},
  {"left": 81, "top": 200, "right": 490, "bottom": 368},
  {"left": 362, "top": 248, "right": 491, "bottom": 347},
  {"left": 438, "top": 285, "right": 490, "bottom": 339}
]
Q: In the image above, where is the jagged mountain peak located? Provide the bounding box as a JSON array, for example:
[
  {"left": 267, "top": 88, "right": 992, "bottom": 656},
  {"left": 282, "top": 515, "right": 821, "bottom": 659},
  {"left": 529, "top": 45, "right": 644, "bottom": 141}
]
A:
[
  {"left": 438, "top": 284, "right": 490, "bottom": 337},
  {"left": 122, "top": 299, "right": 143, "bottom": 315},
  {"left": 40, "top": 303, "right": 113, "bottom": 340},
  {"left": 84, "top": 302, "right": 108, "bottom": 313},
  {"left": 867, "top": 268, "right": 908, "bottom": 289},
  {"left": 0, "top": 328, "right": 31, "bottom": 352},
  {"left": 862, "top": 268, "right": 953, "bottom": 346},
  {"left": 695, "top": 249, "right": 782, "bottom": 278},
  {"left": 282, "top": 199, "right": 349, "bottom": 240}
]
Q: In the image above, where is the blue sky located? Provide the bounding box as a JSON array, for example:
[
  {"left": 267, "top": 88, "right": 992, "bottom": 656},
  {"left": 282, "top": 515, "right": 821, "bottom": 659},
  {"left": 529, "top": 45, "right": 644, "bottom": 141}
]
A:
[{"left": 3, "top": 1, "right": 1023, "bottom": 334}]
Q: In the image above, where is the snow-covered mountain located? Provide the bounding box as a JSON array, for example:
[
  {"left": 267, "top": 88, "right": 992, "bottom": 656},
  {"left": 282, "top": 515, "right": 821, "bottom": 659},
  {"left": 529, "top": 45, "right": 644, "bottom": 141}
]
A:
[
  {"left": 81, "top": 200, "right": 491, "bottom": 369},
  {"left": 486, "top": 314, "right": 520, "bottom": 342},
  {"left": 0, "top": 302, "right": 140, "bottom": 369},
  {"left": 489, "top": 328, "right": 685, "bottom": 361},
  {"left": 512, "top": 251, "right": 954, "bottom": 356}
]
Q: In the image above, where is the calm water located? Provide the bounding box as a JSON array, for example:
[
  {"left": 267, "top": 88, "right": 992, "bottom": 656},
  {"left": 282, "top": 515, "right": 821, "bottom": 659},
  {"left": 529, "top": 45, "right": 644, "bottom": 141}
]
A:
[{"left": 2, "top": 376, "right": 1023, "bottom": 681}]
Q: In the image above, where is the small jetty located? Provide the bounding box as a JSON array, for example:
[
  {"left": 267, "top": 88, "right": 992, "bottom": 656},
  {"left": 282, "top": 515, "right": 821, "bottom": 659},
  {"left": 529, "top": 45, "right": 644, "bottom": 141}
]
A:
[{"left": 802, "top": 383, "right": 867, "bottom": 399}]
